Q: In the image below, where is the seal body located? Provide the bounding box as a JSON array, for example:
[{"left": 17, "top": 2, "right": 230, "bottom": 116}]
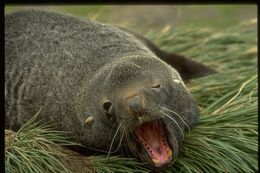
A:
[{"left": 5, "top": 10, "right": 214, "bottom": 169}]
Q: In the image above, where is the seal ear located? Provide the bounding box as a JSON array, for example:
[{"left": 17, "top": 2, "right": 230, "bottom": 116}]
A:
[{"left": 121, "top": 27, "right": 217, "bottom": 81}]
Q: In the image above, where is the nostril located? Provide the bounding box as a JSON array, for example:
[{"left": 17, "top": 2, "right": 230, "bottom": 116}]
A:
[{"left": 126, "top": 95, "right": 143, "bottom": 113}]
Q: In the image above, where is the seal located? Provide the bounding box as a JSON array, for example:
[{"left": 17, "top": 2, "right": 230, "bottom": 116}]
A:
[{"left": 5, "top": 10, "right": 216, "bottom": 170}]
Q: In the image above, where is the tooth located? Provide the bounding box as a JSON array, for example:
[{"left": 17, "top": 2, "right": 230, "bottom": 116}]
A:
[
  {"left": 138, "top": 117, "right": 143, "bottom": 124},
  {"left": 152, "top": 159, "right": 160, "bottom": 165},
  {"left": 168, "top": 149, "right": 172, "bottom": 157}
]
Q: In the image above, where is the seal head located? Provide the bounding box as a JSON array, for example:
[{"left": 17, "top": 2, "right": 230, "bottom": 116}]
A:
[{"left": 80, "top": 55, "right": 199, "bottom": 169}]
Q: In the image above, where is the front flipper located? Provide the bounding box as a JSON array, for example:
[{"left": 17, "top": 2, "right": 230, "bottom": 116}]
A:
[{"left": 121, "top": 27, "right": 217, "bottom": 81}]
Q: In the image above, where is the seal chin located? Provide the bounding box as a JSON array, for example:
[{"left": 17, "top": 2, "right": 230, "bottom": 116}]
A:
[{"left": 133, "top": 119, "right": 176, "bottom": 168}]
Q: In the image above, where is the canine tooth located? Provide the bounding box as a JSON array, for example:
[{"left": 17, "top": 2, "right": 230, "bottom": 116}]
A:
[
  {"left": 84, "top": 116, "right": 94, "bottom": 126},
  {"left": 138, "top": 117, "right": 144, "bottom": 124},
  {"left": 168, "top": 149, "right": 172, "bottom": 157},
  {"left": 152, "top": 159, "right": 160, "bottom": 165}
]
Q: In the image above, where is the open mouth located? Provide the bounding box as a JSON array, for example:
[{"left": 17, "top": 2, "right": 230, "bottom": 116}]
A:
[{"left": 133, "top": 119, "right": 173, "bottom": 167}]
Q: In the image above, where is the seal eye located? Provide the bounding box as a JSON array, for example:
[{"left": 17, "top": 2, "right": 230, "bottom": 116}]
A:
[
  {"left": 103, "top": 102, "right": 112, "bottom": 112},
  {"left": 151, "top": 84, "right": 161, "bottom": 89}
]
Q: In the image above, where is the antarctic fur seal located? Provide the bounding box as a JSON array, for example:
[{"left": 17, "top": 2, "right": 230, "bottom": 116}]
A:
[{"left": 5, "top": 10, "right": 216, "bottom": 170}]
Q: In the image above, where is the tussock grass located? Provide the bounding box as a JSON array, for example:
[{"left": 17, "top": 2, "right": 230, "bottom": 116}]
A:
[
  {"left": 169, "top": 75, "right": 257, "bottom": 173},
  {"left": 92, "top": 156, "right": 149, "bottom": 173},
  {"left": 5, "top": 110, "right": 75, "bottom": 173},
  {"left": 155, "top": 18, "right": 257, "bottom": 173},
  {"left": 5, "top": 18, "right": 257, "bottom": 173}
]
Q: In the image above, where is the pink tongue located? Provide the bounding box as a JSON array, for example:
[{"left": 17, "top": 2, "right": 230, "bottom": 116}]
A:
[{"left": 134, "top": 121, "right": 172, "bottom": 165}]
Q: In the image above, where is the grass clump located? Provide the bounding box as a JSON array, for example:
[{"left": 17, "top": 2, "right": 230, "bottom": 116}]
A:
[
  {"left": 169, "top": 74, "right": 257, "bottom": 173},
  {"left": 92, "top": 156, "right": 149, "bottom": 173},
  {"left": 5, "top": 110, "right": 75, "bottom": 173}
]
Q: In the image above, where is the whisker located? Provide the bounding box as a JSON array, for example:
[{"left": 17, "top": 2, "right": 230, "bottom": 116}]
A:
[
  {"left": 125, "top": 131, "right": 138, "bottom": 156},
  {"left": 160, "top": 106, "right": 191, "bottom": 135},
  {"left": 82, "top": 124, "right": 124, "bottom": 154},
  {"left": 161, "top": 111, "right": 185, "bottom": 140},
  {"left": 106, "top": 122, "right": 123, "bottom": 160},
  {"left": 114, "top": 130, "right": 125, "bottom": 152}
]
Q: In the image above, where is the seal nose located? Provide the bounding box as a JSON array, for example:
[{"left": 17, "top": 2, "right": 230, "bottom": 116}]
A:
[{"left": 126, "top": 95, "right": 143, "bottom": 113}]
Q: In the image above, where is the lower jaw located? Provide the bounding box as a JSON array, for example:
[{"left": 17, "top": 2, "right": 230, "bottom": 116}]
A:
[
  {"left": 141, "top": 155, "right": 173, "bottom": 170},
  {"left": 132, "top": 119, "right": 177, "bottom": 168},
  {"left": 126, "top": 140, "right": 177, "bottom": 169},
  {"left": 152, "top": 159, "right": 173, "bottom": 168}
]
